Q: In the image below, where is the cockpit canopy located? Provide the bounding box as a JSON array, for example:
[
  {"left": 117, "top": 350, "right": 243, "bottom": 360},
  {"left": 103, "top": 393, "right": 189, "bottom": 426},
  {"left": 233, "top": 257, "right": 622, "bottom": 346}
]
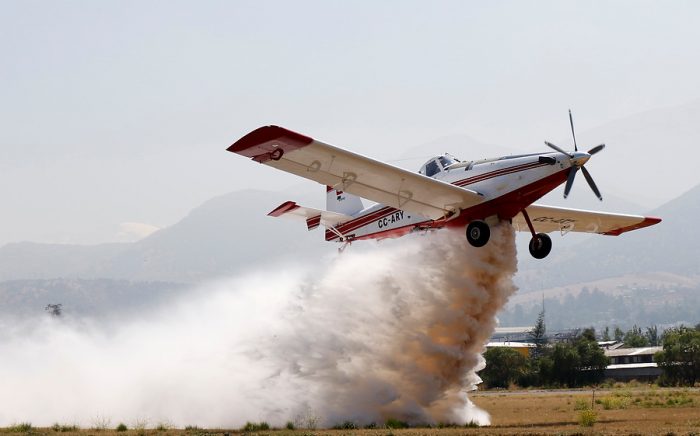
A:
[{"left": 418, "top": 154, "right": 461, "bottom": 177}]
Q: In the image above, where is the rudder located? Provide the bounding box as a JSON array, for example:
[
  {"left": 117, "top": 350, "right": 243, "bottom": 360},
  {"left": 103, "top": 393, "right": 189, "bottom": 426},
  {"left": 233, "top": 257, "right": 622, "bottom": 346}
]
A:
[{"left": 326, "top": 186, "right": 364, "bottom": 215}]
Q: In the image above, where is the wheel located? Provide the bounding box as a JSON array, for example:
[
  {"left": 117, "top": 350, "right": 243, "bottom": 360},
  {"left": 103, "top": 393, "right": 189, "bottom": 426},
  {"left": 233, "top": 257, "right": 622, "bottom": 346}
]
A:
[
  {"left": 466, "top": 221, "right": 490, "bottom": 247},
  {"left": 529, "top": 233, "right": 552, "bottom": 259}
]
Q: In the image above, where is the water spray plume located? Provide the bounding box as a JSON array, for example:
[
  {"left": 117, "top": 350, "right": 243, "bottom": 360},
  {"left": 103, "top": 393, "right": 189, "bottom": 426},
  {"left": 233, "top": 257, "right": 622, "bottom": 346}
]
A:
[{"left": 0, "top": 223, "right": 518, "bottom": 428}]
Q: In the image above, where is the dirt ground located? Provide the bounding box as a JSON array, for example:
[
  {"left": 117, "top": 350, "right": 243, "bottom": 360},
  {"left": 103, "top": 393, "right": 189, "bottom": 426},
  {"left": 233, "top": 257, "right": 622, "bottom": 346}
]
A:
[
  {"left": 2, "top": 387, "right": 698, "bottom": 436},
  {"left": 469, "top": 386, "right": 700, "bottom": 434}
]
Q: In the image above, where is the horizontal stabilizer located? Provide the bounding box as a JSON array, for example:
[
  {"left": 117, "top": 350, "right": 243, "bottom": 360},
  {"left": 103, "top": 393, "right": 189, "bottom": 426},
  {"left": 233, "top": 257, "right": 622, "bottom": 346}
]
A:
[{"left": 267, "top": 201, "right": 353, "bottom": 231}]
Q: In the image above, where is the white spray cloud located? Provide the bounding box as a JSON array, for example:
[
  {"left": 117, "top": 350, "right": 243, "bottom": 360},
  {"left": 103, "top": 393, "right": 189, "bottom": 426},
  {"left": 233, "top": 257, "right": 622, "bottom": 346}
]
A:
[{"left": 0, "top": 224, "right": 517, "bottom": 428}]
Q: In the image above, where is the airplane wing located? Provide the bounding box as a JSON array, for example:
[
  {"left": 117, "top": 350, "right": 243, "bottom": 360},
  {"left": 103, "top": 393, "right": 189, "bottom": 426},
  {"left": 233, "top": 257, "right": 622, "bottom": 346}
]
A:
[
  {"left": 512, "top": 204, "right": 661, "bottom": 236},
  {"left": 267, "top": 200, "right": 352, "bottom": 231},
  {"left": 227, "top": 126, "right": 484, "bottom": 220}
]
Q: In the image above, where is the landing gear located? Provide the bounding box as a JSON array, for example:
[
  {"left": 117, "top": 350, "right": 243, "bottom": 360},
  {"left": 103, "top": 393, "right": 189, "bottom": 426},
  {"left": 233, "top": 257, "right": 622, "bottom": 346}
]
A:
[
  {"left": 529, "top": 233, "right": 552, "bottom": 259},
  {"left": 466, "top": 220, "right": 490, "bottom": 247},
  {"left": 520, "top": 209, "right": 553, "bottom": 259}
]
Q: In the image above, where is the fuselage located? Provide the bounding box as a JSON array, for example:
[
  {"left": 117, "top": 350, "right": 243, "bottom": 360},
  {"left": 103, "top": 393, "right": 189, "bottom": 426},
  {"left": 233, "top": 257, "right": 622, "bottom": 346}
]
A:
[{"left": 325, "top": 151, "right": 572, "bottom": 242}]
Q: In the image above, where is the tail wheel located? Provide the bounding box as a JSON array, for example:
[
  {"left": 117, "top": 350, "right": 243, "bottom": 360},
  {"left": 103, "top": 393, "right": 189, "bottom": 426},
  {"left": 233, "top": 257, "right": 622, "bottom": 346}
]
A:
[
  {"left": 529, "top": 233, "right": 552, "bottom": 259},
  {"left": 466, "top": 221, "right": 490, "bottom": 247}
]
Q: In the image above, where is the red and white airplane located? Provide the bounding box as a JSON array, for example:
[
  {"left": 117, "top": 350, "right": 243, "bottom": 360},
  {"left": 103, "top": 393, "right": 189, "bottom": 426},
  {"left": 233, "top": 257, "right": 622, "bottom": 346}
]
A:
[{"left": 227, "top": 114, "right": 661, "bottom": 259}]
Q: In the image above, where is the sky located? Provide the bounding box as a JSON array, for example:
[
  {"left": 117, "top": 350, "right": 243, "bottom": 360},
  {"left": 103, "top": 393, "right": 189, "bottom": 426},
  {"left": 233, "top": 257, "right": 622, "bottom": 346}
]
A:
[{"left": 2, "top": 0, "right": 700, "bottom": 246}]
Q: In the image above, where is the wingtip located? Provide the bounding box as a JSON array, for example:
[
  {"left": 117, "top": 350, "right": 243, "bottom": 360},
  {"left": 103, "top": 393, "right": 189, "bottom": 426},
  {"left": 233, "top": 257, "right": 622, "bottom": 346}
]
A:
[
  {"left": 227, "top": 126, "right": 313, "bottom": 160},
  {"left": 604, "top": 215, "right": 662, "bottom": 236}
]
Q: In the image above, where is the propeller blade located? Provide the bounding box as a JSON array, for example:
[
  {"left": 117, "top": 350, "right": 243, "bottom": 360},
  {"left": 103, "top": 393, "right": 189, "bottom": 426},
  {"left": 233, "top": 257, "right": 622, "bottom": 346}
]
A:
[
  {"left": 545, "top": 141, "right": 573, "bottom": 157},
  {"left": 588, "top": 143, "right": 605, "bottom": 155},
  {"left": 563, "top": 166, "right": 578, "bottom": 198},
  {"left": 569, "top": 109, "right": 578, "bottom": 152},
  {"left": 581, "top": 166, "right": 603, "bottom": 201}
]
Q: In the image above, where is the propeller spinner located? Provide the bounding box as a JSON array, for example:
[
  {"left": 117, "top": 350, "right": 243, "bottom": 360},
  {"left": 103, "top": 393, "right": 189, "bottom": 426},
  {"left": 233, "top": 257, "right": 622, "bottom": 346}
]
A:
[{"left": 545, "top": 110, "right": 605, "bottom": 200}]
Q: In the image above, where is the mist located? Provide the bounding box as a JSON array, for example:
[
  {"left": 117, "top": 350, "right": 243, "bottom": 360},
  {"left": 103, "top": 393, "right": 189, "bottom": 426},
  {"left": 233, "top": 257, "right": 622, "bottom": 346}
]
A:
[{"left": 0, "top": 225, "right": 517, "bottom": 428}]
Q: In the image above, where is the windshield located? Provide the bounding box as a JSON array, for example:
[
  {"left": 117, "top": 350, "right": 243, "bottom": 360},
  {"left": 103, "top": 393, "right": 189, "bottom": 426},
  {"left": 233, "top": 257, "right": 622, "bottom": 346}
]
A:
[
  {"left": 425, "top": 160, "right": 440, "bottom": 177},
  {"left": 438, "top": 156, "right": 458, "bottom": 168}
]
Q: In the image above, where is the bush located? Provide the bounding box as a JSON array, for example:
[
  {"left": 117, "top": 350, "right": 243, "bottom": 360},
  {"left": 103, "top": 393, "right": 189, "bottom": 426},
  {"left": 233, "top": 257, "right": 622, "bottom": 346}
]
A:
[
  {"left": 8, "top": 423, "right": 32, "bottom": 432},
  {"left": 91, "top": 416, "right": 111, "bottom": 431},
  {"left": 332, "top": 421, "right": 357, "bottom": 429},
  {"left": 600, "top": 395, "right": 630, "bottom": 410},
  {"left": 52, "top": 423, "right": 79, "bottom": 432},
  {"left": 155, "top": 422, "right": 171, "bottom": 431},
  {"left": 242, "top": 422, "right": 270, "bottom": 432},
  {"left": 385, "top": 418, "right": 409, "bottom": 429},
  {"left": 573, "top": 398, "right": 589, "bottom": 410},
  {"left": 578, "top": 409, "right": 597, "bottom": 427},
  {"left": 285, "top": 422, "right": 295, "bottom": 430},
  {"left": 116, "top": 423, "right": 128, "bottom": 432}
]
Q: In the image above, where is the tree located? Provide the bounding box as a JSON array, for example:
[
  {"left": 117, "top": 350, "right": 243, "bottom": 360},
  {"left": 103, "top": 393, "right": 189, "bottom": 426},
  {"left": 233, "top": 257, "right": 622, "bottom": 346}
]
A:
[
  {"left": 481, "top": 347, "right": 530, "bottom": 388},
  {"left": 537, "top": 329, "right": 608, "bottom": 387},
  {"left": 623, "top": 325, "right": 648, "bottom": 347},
  {"left": 602, "top": 326, "right": 611, "bottom": 341},
  {"left": 645, "top": 325, "right": 660, "bottom": 346},
  {"left": 654, "top": 326, "right": 700, "bottom": 386},
  {"left": 613, "top": 326, "right": 624, "bottom": 342},
  {"left": 575, "top": 328, "right": 609, "bottom": 385},
  {"left": 528, "top": 306, "right": 547, "bottom": 358}
]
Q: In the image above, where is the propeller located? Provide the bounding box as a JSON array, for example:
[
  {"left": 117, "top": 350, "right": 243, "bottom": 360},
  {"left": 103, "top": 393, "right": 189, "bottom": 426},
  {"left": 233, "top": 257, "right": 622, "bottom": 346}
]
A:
[{"left": 544, "top": 110, "right": 606, "bottom": 200}]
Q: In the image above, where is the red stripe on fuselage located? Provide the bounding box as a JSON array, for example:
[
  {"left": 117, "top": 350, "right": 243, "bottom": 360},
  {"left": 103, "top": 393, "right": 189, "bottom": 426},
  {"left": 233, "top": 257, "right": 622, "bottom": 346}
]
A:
[
  {"left": 324, "top": 162, "right": 558, "bottom": 242},
  {"left": 326, "top": 167, "right": 570, "bottom": 242},
  {"left": 453, "top": 162, "right": 548, "bottom": 187}
]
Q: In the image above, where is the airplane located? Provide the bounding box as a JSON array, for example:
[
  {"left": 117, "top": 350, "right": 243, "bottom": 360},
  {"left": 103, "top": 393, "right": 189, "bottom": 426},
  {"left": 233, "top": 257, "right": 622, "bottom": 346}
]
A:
[{"left": 227, "top": 112, "right": 661, "bottom": 259}]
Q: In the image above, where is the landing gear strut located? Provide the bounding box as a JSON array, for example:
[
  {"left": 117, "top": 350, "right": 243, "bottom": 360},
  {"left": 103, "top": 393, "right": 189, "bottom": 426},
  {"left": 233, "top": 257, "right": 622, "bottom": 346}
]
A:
[
  {"left": 466, "top": 220, "right": 490, "bottom": 247},
  {"left": 521, "top": 209, "right": 552, "bottom": 259}
]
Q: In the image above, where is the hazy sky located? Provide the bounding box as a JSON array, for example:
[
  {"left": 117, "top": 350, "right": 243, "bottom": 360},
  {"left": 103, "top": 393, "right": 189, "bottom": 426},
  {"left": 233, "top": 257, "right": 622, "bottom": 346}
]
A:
[{"left": 2, "top": 0, "right": 700, "bottom": 246}]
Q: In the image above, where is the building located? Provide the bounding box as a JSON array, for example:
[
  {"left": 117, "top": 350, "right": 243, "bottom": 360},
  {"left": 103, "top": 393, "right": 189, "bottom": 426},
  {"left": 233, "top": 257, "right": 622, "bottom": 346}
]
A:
[
  {"left": 486, "top": 341, "right": 537, "bottom": 358},
  {"left": 603, "top": 346, "right": 663, "bottom": 381}
]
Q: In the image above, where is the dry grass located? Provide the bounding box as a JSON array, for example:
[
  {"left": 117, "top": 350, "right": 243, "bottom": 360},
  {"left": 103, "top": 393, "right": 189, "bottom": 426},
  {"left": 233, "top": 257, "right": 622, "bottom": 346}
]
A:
[{"left": 1, "top": 387, "right": 698, "bottom": 436}]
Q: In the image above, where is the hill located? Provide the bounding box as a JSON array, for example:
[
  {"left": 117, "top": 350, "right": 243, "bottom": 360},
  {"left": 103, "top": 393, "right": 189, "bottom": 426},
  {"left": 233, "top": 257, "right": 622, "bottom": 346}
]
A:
[
  {"left": 0, "top": 189, "right": 331, "bottom": 283},
  {"left": 517, "top": 182, "right": 700, "bottom": 292}
]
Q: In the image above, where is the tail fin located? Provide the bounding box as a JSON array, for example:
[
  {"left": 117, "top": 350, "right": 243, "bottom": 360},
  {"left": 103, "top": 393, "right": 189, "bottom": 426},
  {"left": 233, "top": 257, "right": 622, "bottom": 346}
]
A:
[{"left": 326, "top": 186, "right": 364, "bottom": 215}]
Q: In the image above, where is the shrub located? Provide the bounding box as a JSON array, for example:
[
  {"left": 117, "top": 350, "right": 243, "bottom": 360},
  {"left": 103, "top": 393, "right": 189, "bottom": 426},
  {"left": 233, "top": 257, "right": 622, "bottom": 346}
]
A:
[
  {"left": 155, "top": 422, "right": 172, "bottom": 431},
  {"left": 242, "top": 422, "right": 270, "bottom": 432},
  {"left": 573, "top": 398, "right": 589, "bottom": 410},
  {"left": 578, "top": 409, "right": 597, "bottom": 427},
  {"left": 51, "top": 423, "right": 79, "bottom": 432},
  {"left": 600, "top": 395, "right": 630, "bottom": 410},
  {"left": 185, "top": 426, "right": 201, "bottom": 431},
  {"left": 465, "top": 421, "right": 480, "bottom": 428},
  {"left": 8, "top": 423, "right": 32, "bottom": 432},
  {"left": 332, "top": 421, "right": 357, "bottom": 429},
  {"left": 285, "top": 421, "right": 295, "bottom": 430},
  {"left": 116, "top": 423, "right": 128, "bottom": 432},
  {"left": 91, "top": 416, "right": 111, "bottom": 431},
  {"left": 385, "top": 418, "right": 408, "bottom": 429}
]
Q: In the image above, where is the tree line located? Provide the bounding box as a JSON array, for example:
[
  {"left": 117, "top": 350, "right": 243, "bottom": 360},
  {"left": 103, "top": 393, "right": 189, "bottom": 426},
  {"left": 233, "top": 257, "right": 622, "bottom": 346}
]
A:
[{"left": 480, "top": 309, "right": 700, "bottom": 388}]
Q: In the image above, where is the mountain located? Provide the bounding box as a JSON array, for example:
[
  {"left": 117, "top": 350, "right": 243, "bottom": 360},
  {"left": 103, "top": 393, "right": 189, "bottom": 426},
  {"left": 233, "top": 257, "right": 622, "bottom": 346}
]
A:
[
  {"left": 504, "top": 183, "right": 700, "bottom": 329},
  {"left": 516, "top": 182, "right": 700, "bottom": 292},
  {"left": 0, "top": 278, "right": 186, "bottom": 319},
  {"left": 0, "top": 189, "right": 331, "bottom": 283},
  {"left": 574, "top": 98, "right": 700, "bottom": 207}
]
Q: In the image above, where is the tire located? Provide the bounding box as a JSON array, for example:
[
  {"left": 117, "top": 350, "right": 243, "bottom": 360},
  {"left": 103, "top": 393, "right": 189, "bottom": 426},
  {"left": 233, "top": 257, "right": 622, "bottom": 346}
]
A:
[
  {"left": 529, "top": 233, "right": 552, "bottom": 259},
  {"left": 466, "top": 221, "right": 490, "bottom": 247}
]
